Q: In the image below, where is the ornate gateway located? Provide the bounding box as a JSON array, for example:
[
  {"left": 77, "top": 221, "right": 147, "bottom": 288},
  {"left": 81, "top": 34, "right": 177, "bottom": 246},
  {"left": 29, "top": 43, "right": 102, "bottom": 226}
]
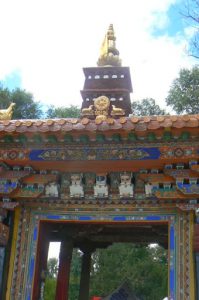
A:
[{"left": 0, "top": 25, "right": 199, "bottom": 300}]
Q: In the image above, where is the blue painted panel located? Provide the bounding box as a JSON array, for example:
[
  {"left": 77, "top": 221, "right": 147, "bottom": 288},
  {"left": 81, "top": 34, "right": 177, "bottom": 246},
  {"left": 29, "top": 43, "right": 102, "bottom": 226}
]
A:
[
  {"left": 29, "top": 258, "right": 35, "bottom": 281},
  {"left": 177, "top": 183, "right": 199, "bottom": 194},
  {"left": 146, "top": 216, "right": 161, "bottom": 221},
  {"left": 29, "top": 147, "right": 161, "bottom": 161},
  {"left": 29, "top": 149, "right": 44, "bottom": 161},
  {"left": 33, "top": 228, "right": 38, "bottom": 241},
  {"left": 170, "top": 226, "right": 175, "bottom": 250},
  {"left": 170, "top": 268, "right": 175, "bottom": 291},
  {"left": 78, "top": 216, "right": 92, "bottom": 221},
  {"left": 47, "top": 215, "right": 61, "bottom": 220},
  {"left": 113, "top": 216, "right": 127, "bottom": 221},
  {"left": 0, "top": 182, "right": 17, "bottom": 193},
  {"left": 169, "top": 225, "right": 175, "bottom": 299}
]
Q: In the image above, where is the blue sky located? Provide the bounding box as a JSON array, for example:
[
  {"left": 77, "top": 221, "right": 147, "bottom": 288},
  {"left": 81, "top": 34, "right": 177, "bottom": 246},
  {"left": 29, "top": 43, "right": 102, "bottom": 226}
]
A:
[
  {"left": 152, "top": 2, "right": 186, "bottom": 37},
  {"left": 2, "top": 71, "right": 22, "bottom": 90},
  {"left": 0, "top": 0, "right": 197, "bottom": 110}
]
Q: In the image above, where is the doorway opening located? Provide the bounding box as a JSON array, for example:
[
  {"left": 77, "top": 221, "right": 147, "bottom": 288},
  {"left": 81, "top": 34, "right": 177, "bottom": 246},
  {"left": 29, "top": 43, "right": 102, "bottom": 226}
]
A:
[{"left": 35, "top": 221, "right": 168, "bottom": 300}]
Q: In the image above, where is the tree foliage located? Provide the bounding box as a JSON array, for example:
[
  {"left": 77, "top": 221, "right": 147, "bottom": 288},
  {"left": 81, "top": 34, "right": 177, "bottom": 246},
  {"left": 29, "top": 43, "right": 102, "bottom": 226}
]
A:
[
  {"left": 0, "top": 85, "right": 42, "bottom": 119},
  {"left": 46, "top": 257, "right": 58, "bottom": 278},
  {"left": 166, "top": 66, "right": 199, "bottom": 114},
  {"left": 46, "top": 105, "right": 80, "bottom": 118},
  {"left": 183, "top": 0, "right": 199, "bottom": 58},
  {"left": 44, "top": 244, "right": 167, "bottom": 300},
  {"left": 68, "top": 249, "right": 82, "bottom": 300},
  {"left": 44, "top": 251, "right": 82, "bottom": 300},
  {"left": 44, "top": 278, "right": 57, "bottom": 300},
  {"left": 90, "top": 243, "right": 167, "bottom": 300},
  {"left": 44, "top": 258, "right": 58, "bottom": 300},
  {"left": 131, "top": 98, "right": 166, "bottom": 116}
]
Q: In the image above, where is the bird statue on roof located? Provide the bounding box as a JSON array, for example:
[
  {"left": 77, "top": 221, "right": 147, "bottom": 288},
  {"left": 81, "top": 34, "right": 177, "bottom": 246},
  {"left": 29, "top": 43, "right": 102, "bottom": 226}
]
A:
[
  {"left": 97, "top": 24, "right": 121, "bottom": 67},
  {"left": 0, "top": 103, "right": 16, "bottom": 120}
]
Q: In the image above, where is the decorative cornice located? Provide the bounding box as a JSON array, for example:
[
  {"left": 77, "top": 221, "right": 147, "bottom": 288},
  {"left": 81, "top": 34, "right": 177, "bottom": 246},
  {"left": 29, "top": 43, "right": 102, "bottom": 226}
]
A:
[{"left": 0, "top": 114, "right": 198, "bottom": 134}]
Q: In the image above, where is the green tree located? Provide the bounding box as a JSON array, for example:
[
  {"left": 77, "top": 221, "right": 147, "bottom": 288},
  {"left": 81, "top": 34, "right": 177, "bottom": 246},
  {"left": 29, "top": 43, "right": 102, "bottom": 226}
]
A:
[
  {"left": 0, "top": 85, "right": 42, "bottom": 119},
  {"left": 44, "top": 251, "right": 82, "bottom": 300},
  {"left": 183, "top": 0, "right": 199, "bottom": 58},
  {"left": 43, "top": 244, "right": 167, "bottom": 300},
  {"left": 44, "top": 258, "right": 58, "bottom": 300},
  {"left": 131, "top": 98, "right": 166, "bottom": 116},
  {"left": 166, "top": 66, "right": 199, "bottom": 114},
  {"left": 44, "top": 278, "right": 57, "bottom": 300},
  {"left": 68, "top": 249, "right": 82, "bottom": 300},
  {"left": 46, "top": 105, "right": 80, "bottom": 118},
  {"left": 89, "top": 243, "right": 167, "bottom": 300},
  {"left": 46, "top": 257, "right": 58, "bottom": 278}
]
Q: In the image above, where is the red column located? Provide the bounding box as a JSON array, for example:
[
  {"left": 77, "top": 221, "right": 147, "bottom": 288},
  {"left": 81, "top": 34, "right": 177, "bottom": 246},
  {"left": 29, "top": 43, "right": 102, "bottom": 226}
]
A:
[{"left": 55, "top": 238, "right": 73, "bottom": 300}]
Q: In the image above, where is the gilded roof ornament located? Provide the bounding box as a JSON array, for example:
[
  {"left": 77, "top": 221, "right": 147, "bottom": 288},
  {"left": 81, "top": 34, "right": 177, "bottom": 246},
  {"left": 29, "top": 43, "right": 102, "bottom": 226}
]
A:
[
  {"left": 81, "top": 95, "right": 125, "bottom": 121},
  {"left": 97, "top": 24, "right": 121, "bottom": 67},
  {"left": 0, "top": 103, "right": 15, "bottom": 120},
  {"left": 94, "top": 96, "right": 110, "bottom": 121}
]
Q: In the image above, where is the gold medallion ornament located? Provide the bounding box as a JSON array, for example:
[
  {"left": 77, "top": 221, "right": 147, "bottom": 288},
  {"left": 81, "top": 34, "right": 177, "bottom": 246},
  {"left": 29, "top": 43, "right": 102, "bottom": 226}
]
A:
[
  {"left": 94, "top": 96, "right": 110, "bottom": 121},
  {"left": 81, "top": 95, "right": 125, "bottom": 120},
  {"left": 94, "top": 96, "right": 110, "bottom": 111}
]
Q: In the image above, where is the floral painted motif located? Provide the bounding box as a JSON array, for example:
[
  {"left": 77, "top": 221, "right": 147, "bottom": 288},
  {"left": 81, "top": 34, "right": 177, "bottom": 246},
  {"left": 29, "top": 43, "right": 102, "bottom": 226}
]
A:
[{"left": 29, "top": 147, "right": 160, "bottom": 161}]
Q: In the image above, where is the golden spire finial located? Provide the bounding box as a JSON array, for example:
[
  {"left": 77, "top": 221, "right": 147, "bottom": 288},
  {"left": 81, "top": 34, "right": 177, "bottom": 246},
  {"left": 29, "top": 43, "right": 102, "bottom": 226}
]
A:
[{"left": 97, "top": 24, "right": 121, "bottom": 67}]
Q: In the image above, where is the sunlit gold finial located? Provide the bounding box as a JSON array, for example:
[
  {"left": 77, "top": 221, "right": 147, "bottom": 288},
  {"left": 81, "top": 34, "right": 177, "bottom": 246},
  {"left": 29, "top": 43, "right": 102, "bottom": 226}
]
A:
[
  {"left": 97, "top": 24, "right": 121, "bottom": 67},
  {"left": 0, "top": 103, "right": 16, "bottom": 120}
]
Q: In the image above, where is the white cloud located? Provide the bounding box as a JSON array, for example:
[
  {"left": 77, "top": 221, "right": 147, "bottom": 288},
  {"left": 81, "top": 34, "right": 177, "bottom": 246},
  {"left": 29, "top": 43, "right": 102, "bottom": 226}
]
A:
[{"left": 0, "top": 0, "right": 196, "bottom": 109}]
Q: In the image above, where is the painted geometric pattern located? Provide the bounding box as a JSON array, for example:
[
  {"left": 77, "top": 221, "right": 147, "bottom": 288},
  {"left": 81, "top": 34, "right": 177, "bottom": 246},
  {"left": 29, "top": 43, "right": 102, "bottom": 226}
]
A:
[
  {"left": 29, "top": 147, "right": 161, "bottom": 161},
  {"left": 10, "top": 209, "right": 31, "bottom": 300},
  {"left": 0, "top": 182, "right": 17, "bottom": 194},
  {"left": 177, "top": 183, "right": 199, "bottom": 194},
  {"left": 0, "top": 144, "right": 198, "bottom": 161},
  {"left": 0, "top": 164, "right": 199, "bottom": 202},
  {"left": 9, "top": 208, "right": 194, "bottom": 300}
]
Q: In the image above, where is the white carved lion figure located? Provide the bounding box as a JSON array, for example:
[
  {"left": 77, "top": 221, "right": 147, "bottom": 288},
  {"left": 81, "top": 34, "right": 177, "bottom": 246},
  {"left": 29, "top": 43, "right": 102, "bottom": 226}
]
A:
[
  {"left": 145, "top": 182, "right": 153, "bottom": 197},
  {"left": 94, "top": 175, "right": 108, "bottom": 198},
  {"left": 119, "top": 173, "right": 134, "bottom": 198},
  {"left": 45, "top": 182, "right": 59, "bottom": 197},
  {"left": 70, "top": 174, "right": 84, "bottom": 197}
]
